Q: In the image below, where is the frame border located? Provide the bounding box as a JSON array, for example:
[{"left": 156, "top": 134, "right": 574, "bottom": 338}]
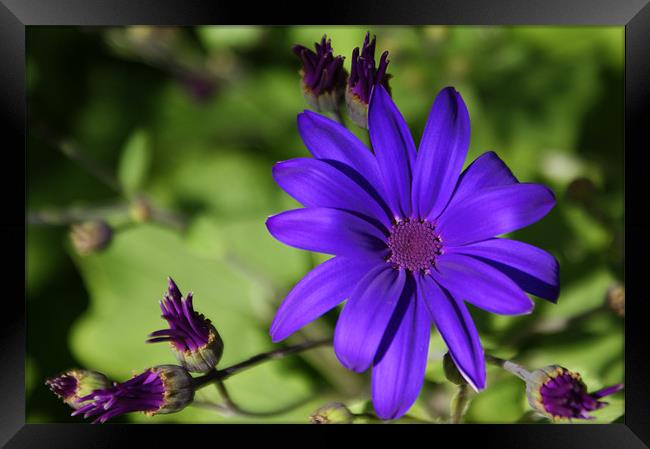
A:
[{"left": 3, "top": 0, "right": 649, "bottom": 447}]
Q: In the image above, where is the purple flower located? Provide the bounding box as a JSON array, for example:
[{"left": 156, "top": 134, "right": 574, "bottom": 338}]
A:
[
  {"left": 266, "top": 85, "right": 559, "bottom": 419},
  {"left": 346, "top": 32, "right": 391, "bottom": 128},
  {"left": 525, "top": 365, "right": 623, "bottom": 420},
  {"left": 72, "top": 365, "right": 194, "bottom": 423},
  {"left": 147, "top": 277, "right": 223, "bottom": 373},
  {"left": 45, "top": 369, "right": 110, "bottom": 409},
  {"left": 293, "top": 35, "right": 347, "bottom": 113}
]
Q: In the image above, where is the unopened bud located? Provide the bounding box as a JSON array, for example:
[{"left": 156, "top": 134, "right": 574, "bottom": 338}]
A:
[
  {"left": 443, "top": 352, "right": 467, "bottom": 386},
  {"left": 309, "top": 402, "right": 354, "bottom": 424},
  {"left": 293, "top": 35, "right": 347, "bottom": 114},
  {"left": 525, "top": 365, "right": 623, "bottom": 421},
  {"left": 70, "top": 220, "right": 113, "bottom": 256},
  {"left": 130, "top": 197, "right": 152, "bottom": 223},
  {"left": 346, "top": 32, "right": 391, "bottom": 128},
  {"left": 605, "top": 283, "right": 624, "bottom": 317},
  {"left": 46, "top": 369, "right": 111, "bottom": 409},
  {"left": 147, "top": 278, "right": 224, "bottom": 373}
]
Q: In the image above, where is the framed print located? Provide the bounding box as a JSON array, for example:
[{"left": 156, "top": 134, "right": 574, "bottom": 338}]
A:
[{"left": 2, "top": 0, "right": 650, "bottom": 447}]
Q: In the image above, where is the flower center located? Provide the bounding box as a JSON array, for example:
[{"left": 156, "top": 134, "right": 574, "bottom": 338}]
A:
[{"left": 387, "top": 219, "right": 442, "bottom": 272}]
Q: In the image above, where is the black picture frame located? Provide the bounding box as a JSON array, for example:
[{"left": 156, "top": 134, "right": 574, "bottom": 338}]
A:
[{"left": 3, "top": 0, "right": 649, "bottom": 447}]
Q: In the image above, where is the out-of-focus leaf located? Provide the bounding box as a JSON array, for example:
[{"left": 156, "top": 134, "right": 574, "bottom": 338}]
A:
[
  {"left": 465, "top": 369, "right": 526, "bottom": 423},
  {"left": 118, "top": 130, "right": 152, "bottom": 196},
  {"left": 197, "top": 27, "right": 264, "bottom": 51}
]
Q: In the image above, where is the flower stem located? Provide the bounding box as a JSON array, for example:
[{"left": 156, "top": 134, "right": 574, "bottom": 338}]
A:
[
  {"left": 450, "top": 383, "right": 470, "bottom": 424},
  {"left": 193, "top": 338, "right": 333, "bottom": 389},
  {"left": 34, "top": 123, "right": 124, "bottom": 194},
  {"left": 484, "top": 353, "right": 532, "bottom": 381},
  {"left": 213, "top": 380, "right": 310, "bottom": 417}
]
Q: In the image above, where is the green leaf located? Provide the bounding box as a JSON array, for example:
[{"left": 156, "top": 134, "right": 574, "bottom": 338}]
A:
[{"left": 118, "top": 130, "right": 152, "bottom": 196}]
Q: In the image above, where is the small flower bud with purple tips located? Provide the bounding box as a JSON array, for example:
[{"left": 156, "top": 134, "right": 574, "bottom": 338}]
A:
[
  {"left": 346, "top": 32, "right": 391, "bottom": 128},
  {"left": 45, "top": 369, "right": 111, "bottom": 409},
  {"left": 72, "top": 365, "right": 194, "bottom": 423},
  {"left": 525, "top": 365, "right": 623, "bottom": 420},
  {"left": 147, "top": 277, "right": 224, "bottom": 373},
  {"left": 293, "top": 35, "right": 347, "bottom": 113}
]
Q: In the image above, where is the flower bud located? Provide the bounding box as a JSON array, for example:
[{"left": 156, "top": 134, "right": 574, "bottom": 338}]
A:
[
  {"left": 605, "top": 283, "right": 625, "bottom": 317},
  {"left": 45, "top": 369, "right": 111, "bottom": 409},
  {"left": 72, "top": 365, "right": 194, "bottom": 423},
  {"left": 149, "top": 364, "right": 195, "bottom": 415},
  {"left": 293, "top": 35, "right": 347, "bottom": 113},
  {"left": 443, "top": 352, "right": 467, "bottom": 386},
  {"left": 147, "top": 277, "right": 224, "bottom": 372},
  {"left": 346, "top": 32, "right": 391, "bottom": 128},
  {"left": 69, "top": 220, "right": 113, "bottom": 255},
  {"left": 309, "top": 402, "right": 354, "bottom": 424},
  {"left": 525, "top": 365, "right": 623, "bottom": 420},
  {"left": 129, "top": 197, "right": 152, "bottom": 223}
]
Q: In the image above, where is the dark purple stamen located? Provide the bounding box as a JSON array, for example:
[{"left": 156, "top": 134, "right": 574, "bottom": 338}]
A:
[
  {"left": 72, "top": 370, "right": 165, "bottom": 424},
  {"left": 147, "top": 278, "right": 212, "bottom": 352},
  {"left": 539, "top": 370, "right": 623, "bottom": 419},
  {"left": 387, "top": 219, "right": 442, "bottom": 272},
  {"left": 293, "top": 35, "right": 346, "bottom": 96},
  {"left": 348, "top": 32, "right": 391, "bottom": 104}
]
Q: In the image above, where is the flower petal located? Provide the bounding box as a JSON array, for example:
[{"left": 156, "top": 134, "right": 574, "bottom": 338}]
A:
[
  {"left": 372, "top": 279, "right": 430, "bottom": 419},
  {"left": 437, "top": 183, "right": 556, "bottom": 246},
  {"left": 272, "top": 158, "right": 392, "bottom": 228},
  {"left": 431, "top": 253, "right": 534, "bottom": 315},
  {"left": 448, "top": 238, "right": 560, "bottom": 302},
  {"left": 368, "top": 85, "right": 416, "bottom": 218},
  {"left": 590, "top": 384, "right": 624, "bottom": 399},
  {"left": 266, "top": 207, "right": 387, "bottom": 258},
  {"left": 334, "top": 264, "right": 406, "bottom": 372},
  {"left": 270, "top": 256, "right": 378, "bottom": 342},
  {"left": 297, "top": 110, "right": 384, "bottom": 190},
  {"left": 418, "top": 274, "right": 485, "bottom": 390},
  {"left": 412, "top": 87, "right": 470, "bottom": 220},
  {"left": 446, "top": 151, "right": 518, "bottom": 208}
]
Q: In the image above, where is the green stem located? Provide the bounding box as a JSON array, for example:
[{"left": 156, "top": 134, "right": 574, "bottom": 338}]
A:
[
  {"left": 192, "top": 338, "right": 332, "bottom": 389},
  {"left": 450, "top": 383, "right": 470, "bottom": 424},
  {"left": 485, "top": 353, "right": 532, "bottom": 381},
  {"left": 214, "top": 380, "right": 309, "bottom": 417}
]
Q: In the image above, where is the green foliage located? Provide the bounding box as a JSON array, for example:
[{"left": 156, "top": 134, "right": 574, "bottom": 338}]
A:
[
  {"left": 118, "top": 130, "right": 152, "bottom": 196},
  {"left": 27, "top": 26, "right": 624, "bottom": 424}
]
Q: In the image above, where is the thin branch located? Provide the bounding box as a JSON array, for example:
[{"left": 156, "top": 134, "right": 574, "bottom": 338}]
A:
[
  {"left": 484, "top": 353, "right": 532, "bottom": 381},
  {"left": 33, "top": 123, "right": 123, "bottom": 194},
  {"left": 214, "top": 381, "right": 310, "bottom": 418},
  {"left": 27, "top": 202, "right": 130, "bottom": 225},
  {"left": 193, "top": 338, "right": 332, "bottom": 389}
]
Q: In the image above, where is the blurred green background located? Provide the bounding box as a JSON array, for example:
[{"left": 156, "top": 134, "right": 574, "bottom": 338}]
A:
[{"left": 26, "top": 26, "right": 624, "bottom": 423}]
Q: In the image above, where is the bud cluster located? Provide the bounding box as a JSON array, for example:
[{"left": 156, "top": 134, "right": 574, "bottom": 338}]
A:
[
  {"left": 293, "top": 31, "right": 391, "bottom": 128},
  {"left": 47, "top": 277, "right": 223, "bottom": 423}
]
